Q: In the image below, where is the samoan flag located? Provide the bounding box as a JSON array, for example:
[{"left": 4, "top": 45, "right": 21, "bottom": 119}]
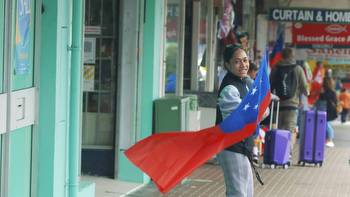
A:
[
  {"left": 125, "top": 53, "right": 271, "bottom": 193},
  {"left": 269, "top": 32, "right": 284, "bottom": 68}
]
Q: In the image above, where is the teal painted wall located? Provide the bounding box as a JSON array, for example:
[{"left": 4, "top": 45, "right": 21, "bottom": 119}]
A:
[
  {"left": 37, "top": 0, "right": 58, "bottom": 194},
  {"left": 8, "top": 127, "right": 32, "bottom": 197},
  {"left": 7, "top": 0, "right": 36, "bottom": 196},
  {"left": 140, "top": 0, "right": 164, "bottom": 139},
  {"left": 118, "top": 0, "right": 164, "bottom": 183},
  {"left": 37, "top": 0, "right": 70, "bottom": 196},
  {"left": 0, "top": 0, "right": 4, "bottom": 93}
]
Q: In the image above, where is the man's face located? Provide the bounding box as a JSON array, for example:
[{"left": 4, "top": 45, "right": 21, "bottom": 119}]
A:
[
  {"left": 240, "top": 36, "right": 249, "bottom": 49},
  {"left": 226, "top": 49, "right": 249, "bottom": 78}
]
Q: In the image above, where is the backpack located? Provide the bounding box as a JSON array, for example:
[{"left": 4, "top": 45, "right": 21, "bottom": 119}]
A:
[{"left": 272, "top": 65, "right": 297, "bottom": 100}]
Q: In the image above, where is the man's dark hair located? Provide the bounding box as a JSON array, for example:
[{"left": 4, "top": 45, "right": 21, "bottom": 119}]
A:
[
  {"left": 281, "top": 47, "right": 293, "bottom": 59},
  {"left": 236, "top": 31, "right": 249, "bottom": 41},
  {"left": 248, "top": 61, "right": 258, "bottom": 72},
  {"left": 223, "top": 44, "right": 243, "bottom": 63}
]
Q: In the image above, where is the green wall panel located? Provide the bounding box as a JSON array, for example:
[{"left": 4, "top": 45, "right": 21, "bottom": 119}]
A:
[
  {"left": 8, "top": 127, "right": 32, "bottom": 197},
  {"left": 6, "top": 0, "right": 35, "bottom": 197},
  {"left": 37, "top": 0, "right": 58, "bottom": 193},
  {"left": 38, "top": 0, "right": 71, "bottom": 196},
  {"left": 118, "top": 0, "right": 164, "bottom": 183}
]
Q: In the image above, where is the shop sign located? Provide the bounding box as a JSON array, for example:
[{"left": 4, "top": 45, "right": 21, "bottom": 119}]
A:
[
  {"left": 270, "top": 8, "right": 350, "bottom": 23},
  {"left": 296, "top": 48, "right": 350, "bottom": 64},
  {"left": 292, "top": 23, "right": 350, "bottom": 46},
  {"left": 85, "top": 26, "right": 101, "bottom": 35}
]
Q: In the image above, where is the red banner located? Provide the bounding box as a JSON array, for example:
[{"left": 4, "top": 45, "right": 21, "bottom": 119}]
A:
[{"left": 292, "top": 23, "right": 350, "bottom": 46}]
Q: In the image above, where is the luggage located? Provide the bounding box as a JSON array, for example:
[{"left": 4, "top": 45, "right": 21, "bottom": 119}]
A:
[
  {"left": 263, "top": 100, "right": 291, "bottom": 169},
  {"left": 298, "top": 110, "right": 326, "bottom": 166}
]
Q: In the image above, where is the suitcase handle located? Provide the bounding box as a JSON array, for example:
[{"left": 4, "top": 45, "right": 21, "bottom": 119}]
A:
[{"left": 269, "top": 100, "right": 280, "bottom": 130}]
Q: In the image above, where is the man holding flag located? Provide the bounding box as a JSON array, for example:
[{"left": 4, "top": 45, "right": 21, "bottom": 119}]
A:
[
  {"left": 125, "top": 46, "right": 271, "bottom": 194},
  {"left": 216, "top": 45, "right": 269, "bottom": 197}
]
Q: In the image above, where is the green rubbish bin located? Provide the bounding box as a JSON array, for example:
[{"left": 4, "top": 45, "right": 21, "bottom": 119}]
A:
[
  {"left": 154, "top": 96, "right": 190, "bottom": 133},
  {"left": 185, "top": 94, "right": 198, "bottom": 111}
]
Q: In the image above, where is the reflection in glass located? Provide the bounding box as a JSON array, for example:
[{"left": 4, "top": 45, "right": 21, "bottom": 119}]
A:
[
  {"left": 198, "top": 0, "right": 208, "bottom": 91},
  {"left": 85, "top": 0, "right": 101, "bottom": 26},
  {"left": 101, "top": 39, "right": 113, "bottom": 58},
  {"left": 101, "top": 60, "right": 112, "bottom": 90},
  {"left": 165, "top": 1, "right": 180, "bottom": 93},
  {"left": 94, "top": 61, "right": 100, "bottom": 90},
  {"left": 83, "top": 92, "right": 87, "bottom": 112},
  {"left": 102, "top": 0, "right": 113, "bottom": 35},
  {"left": 87, "top": 93, "right": 98, "bottom": 112},
  {"left": 100, "top": 93, "right": 111, "bottom": 113}
]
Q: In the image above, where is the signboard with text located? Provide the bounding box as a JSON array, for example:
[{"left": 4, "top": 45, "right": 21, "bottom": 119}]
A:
[
  {"left": 292, "top": 23, "right": 350, "bottom": 47},
  {"left": 270, "top": 8, "right": 350, "bottom": 24},
  {"left": 296, "top": 48, "right": 350, "bottom": 63}
]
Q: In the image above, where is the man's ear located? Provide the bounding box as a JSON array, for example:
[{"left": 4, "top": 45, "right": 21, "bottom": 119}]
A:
[{"left": 224, "top": 62, "right": 229, "bottom": 70}]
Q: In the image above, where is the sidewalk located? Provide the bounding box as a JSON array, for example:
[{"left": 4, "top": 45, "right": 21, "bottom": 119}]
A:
[{"left": 87, "top": 121, "right": 350, "bottom": 197}]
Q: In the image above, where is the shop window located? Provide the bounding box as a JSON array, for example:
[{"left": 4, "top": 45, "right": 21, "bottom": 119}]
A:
[
  {"left": 82, "top": 0, "right": 118, "bottom": 147},
  {"left": 164, "top": 1, "right": 180, "bottom": 94}
]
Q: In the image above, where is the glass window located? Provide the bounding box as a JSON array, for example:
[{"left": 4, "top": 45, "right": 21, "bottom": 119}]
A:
[
  {"left": 100, "top": 93, "right": 111, "bottom": 113},
  {"left": 101, "top": 60, "right": 111, "bottom": 91},
  {"left": 101, "top": 38, "right": 113, "bottom": 58},
  {"left": 198, "top": 0, "right": 208, "bottom": 91},
  {"left": 85, "top": 0, "right": 101, "bottom": 26},
  {"left": 87, "top": 92, "right": 98, "bottom": 112},
  {"left": 102, "top": 0, "right": 113, "bottom": 35},
  {"left": 164, "top": 2, "right": 180, "bottom": 94},
  {"left": 82, "top": 0, "right": 118, "bottom": 147}
]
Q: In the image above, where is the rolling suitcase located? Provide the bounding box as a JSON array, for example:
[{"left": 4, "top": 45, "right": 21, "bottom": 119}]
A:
[
  {"left": 298, "top": 110, "right": 326, "bottom": 166},
  {"left": 298, "top": 110, "right": 316, "bottom": 163},
  {"left": 263, "top": 100, "right": 291, "bottom": 169}
]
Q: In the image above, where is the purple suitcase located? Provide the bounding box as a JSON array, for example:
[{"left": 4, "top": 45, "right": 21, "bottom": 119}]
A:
[
  {"left": 264, "top": 129, "right": 291, "bottom": 168},
  {"left": 299, "top": 110, "right": 316, "bottom": 163},
  {"left": 314, "top": 111, "right": 326, "bottom": 164},
  {"left": 298, "top": 110, "right": 326, "bottom": 166},
  {"left": 263, "top": 100, "right": 291, "bottom": 169}
]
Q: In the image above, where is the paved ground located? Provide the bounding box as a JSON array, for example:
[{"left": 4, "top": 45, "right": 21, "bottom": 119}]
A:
[{"left": 126, "top": 121, "right": 350, "bottom": 197}]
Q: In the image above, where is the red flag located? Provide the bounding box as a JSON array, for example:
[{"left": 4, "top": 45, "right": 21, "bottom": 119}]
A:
[
  {"left": 308, "top": 62, "right": 325, "bottom": 105},
  {"left": 269, "top": 33, "right": 284, "bottom": 68},
  {"left": 125, "top": 54, "right": 271, "bottom": 193}
]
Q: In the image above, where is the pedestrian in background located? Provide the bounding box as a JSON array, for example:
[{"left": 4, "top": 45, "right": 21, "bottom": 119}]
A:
[
  {"left": 319, "top": 77, "right": 337, "bottom": 147},
  {"left": 270, "top": 47, "right": 309, "bottom": 156},
  {"left": 338, "top": 88, "right": 350, "bottom": 123}
]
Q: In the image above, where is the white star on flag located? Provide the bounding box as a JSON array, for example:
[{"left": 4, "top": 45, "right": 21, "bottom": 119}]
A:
[
  {"left": 243, "top": 103, "right": 250, "bottom": 111},
  {"left": 254, "top": 104, "right": 259, "bottom": 109},
  {"left": 251, "top": 87, "right": 257, "bottom": 95}
]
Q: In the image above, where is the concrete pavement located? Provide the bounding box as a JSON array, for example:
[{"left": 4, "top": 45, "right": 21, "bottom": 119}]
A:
[{"left": 124, "top": 121, "right": 350, "bottom": 197}]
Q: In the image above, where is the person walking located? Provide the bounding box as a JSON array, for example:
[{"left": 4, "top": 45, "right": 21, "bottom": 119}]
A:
[
  {"left": 338, "top": 88, "right": 350, "bottom": 123},
  {"left": 216, "top": 45, "right": 254, "bottom": 197},
  {"left": 319, "top": 77, "right": 337, "bottom": 147},
  {"left": 270, "top": 47, "right": 309, "bottom": 155}
]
